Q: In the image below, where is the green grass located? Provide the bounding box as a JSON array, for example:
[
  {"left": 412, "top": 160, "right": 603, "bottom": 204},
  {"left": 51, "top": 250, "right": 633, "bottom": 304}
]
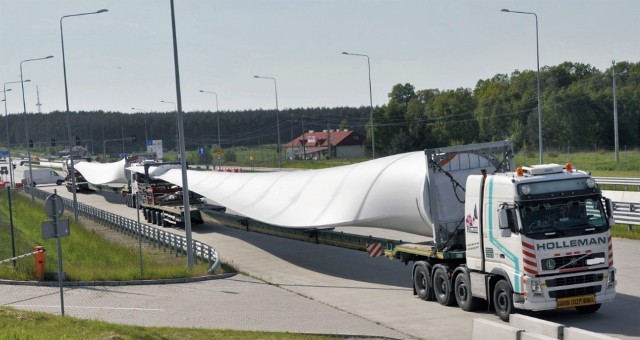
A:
[
  {"left": 0, "top": 191, "right": 218, "bottom": 281},
  {"left": 515, "top": 150, "right": 640, "bottom": 177},
  {"left": 0, "top": 306, "right": 338, "bottom": 340},
  {"left": 612, "top": 224, "right": 640, "bottom": 239}
]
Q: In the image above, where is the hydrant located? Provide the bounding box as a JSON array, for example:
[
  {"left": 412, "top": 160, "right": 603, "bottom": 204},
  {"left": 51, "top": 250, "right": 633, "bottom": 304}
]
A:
[{"left": 34, "top": 246, "right": 46, "bottom": 280}]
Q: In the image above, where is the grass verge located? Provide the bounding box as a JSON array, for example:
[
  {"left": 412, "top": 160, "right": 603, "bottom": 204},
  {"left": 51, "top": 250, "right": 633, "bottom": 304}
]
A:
[
  {"left": 612, "top": 224, "right": 640, "bottom": 239},
  {"left": 0, "top": 191, "right": 225, "bottom": 281},
  {"left": 0, "top": 306, "right": 337, "bottom": 340}
]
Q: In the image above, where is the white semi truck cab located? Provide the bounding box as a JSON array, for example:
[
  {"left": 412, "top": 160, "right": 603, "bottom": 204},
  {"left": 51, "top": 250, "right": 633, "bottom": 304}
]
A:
[
  {"left": 464, "top": 163, "right": 616, "bottom": 320},
  {"left": 388, "top": 141, "right": 616, "bottom": 321}
]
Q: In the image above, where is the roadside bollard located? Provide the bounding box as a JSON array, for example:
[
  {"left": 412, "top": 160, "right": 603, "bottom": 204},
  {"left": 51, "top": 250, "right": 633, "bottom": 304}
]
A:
[{"left": 34, "top": 246, "right": 46, "bottom": 280}]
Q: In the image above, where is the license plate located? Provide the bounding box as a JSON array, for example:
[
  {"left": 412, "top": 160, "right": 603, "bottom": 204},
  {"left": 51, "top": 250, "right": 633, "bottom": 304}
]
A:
[{"left": 556, "top": 294, "right": 596, "bottom": 309}]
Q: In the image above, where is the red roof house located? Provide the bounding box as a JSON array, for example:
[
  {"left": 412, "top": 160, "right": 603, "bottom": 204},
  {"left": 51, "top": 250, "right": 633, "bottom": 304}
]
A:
[{"left": 284, "top": 129, "right": 365, "bottom": 159}]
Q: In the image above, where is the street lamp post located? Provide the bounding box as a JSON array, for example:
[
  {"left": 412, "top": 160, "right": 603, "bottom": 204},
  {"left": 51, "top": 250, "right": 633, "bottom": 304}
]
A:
[
  {"left": 60, "top": 8, "right": 108, "bottom": 221},
  {"left": 611, "top": 60, "right": 628, "bottom": 163},
  {"left": 4, "top": 80, "right": 31, "bottom": 188},
  {"left": 20, "top": 55, "right": 54, "bottom": 201},
  {"left": 168, "top": 0, "right": 194, "bottom": 269},
  {"left": 501, "top": 9, "right": 543, "bottom": 164},
  {"left": 161, "top": 100, "right": 179, "bottom": 149},
  {"left": 253, "top": 75, "right": 281, "bottom": 168},
  {"left": 132, "top": 107, "right": 149, "bottom": 143},
  {"left": 2, "top": 81, "right": 29, "bottom": 269},
  {"left": 341, "top": 51, "right": 375, "bottom": 159},
  {"left": 199, "top": 90, "right": 221, "bottom": 151}
]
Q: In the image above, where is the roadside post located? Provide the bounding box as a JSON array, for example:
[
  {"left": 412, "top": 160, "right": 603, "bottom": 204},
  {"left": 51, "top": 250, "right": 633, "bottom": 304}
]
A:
[{"left": 42, "top": 190, "right": 69, "bottom": 316}]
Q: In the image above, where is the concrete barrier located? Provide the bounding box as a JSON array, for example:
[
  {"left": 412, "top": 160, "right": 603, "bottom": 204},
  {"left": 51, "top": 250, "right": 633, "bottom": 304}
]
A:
[
  {"left": 509, "top": 314, "right": 564, "bottom": 339},
  {"left": 564, "top": 327, "right": 620, "bottom": 340},
  {"left": 520, "top": 332, "right": 557, "bottom": 340},
  {"left": 472, "top": 318, "right": 522, "bottom": 340}
]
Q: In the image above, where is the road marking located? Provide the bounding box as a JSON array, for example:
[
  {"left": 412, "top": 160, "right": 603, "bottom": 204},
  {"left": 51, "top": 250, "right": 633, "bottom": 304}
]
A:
[{"left": 11, "top": 304, "right": 163, "bottom": 311}]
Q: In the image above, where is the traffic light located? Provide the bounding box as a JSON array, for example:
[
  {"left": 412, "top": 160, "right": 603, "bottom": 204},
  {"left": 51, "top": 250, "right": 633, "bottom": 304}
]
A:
[
  {"left": 75, "top": 136, "right": 80, "bottom": 146},
  {"left": 28, "top": 139, "right": 33, "bottom": 148},
  {"left": 51, "top": 138, "right": 56, "bottom": 146}
]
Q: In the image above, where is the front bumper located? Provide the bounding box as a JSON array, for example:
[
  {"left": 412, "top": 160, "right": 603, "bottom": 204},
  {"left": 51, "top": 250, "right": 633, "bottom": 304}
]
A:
[{"left": 514, "top": 268, "right": 616, "bottom": 311}]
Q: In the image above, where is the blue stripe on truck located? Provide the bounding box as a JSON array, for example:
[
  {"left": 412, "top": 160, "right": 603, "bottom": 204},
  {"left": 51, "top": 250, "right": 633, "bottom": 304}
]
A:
[{"left": 487, "top": 176, "right": 521, "bottom": 293}]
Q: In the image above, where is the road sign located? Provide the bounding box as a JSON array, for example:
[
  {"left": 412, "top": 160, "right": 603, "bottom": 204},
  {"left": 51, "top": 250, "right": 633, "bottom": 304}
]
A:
[
  {"left": 44, "top": 194, "right": 64, "bottom": 219},
  {"left": 41, "top": 219, "right": 70, "bottom": 239},
  {"left": 216, "top": 154, "right": 222, "bottom": 160},
  {"left": 0, "top": 150, "right": 10, "bottom": 157},
  {"left": 198, "top": 147, "right": 205, "bottom": 156},
  {"left": 215, "top": 148, "right": 222, "bottom": 155}
]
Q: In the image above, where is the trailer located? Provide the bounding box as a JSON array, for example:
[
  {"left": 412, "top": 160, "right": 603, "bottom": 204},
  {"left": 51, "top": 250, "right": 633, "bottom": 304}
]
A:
[
  {"left": 64, "top": 156, "right": 91, "bottom": 192},
  {"left": 124, "top": 162, "right": 224, "bottom": 228},
  {"left": 199, "top": 141, "right": 617, "bottom": 321}
]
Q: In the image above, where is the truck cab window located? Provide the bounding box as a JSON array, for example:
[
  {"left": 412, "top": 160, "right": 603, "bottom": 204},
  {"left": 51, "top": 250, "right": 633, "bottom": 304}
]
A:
[{"left": 518, "top": 197, "right": 608, "bottom": 238}]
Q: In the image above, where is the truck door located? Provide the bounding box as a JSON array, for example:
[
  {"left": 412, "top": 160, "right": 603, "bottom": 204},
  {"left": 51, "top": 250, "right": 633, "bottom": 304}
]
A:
[{"left": 483, "top": 177, "right": 523, "bottom": 294}]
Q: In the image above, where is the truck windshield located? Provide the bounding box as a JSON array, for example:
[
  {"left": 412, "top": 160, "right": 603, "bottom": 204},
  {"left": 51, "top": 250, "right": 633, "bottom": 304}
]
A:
[{"left": 518, "top": 197, "right": 608, "bottom": 238}]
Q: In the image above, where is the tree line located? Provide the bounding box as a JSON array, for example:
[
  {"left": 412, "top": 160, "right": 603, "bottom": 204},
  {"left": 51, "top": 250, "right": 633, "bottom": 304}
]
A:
[
  {"left": 2, "top": 61, "right": 638, "bottom": 158},
  {"left": 373, "top": 61, "right": 639, "bottom": 156}
]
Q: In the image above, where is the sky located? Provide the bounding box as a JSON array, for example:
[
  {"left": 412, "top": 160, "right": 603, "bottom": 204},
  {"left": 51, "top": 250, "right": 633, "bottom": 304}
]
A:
[{"left": 1, "top": 0, "right": 638, "bottom": 115}]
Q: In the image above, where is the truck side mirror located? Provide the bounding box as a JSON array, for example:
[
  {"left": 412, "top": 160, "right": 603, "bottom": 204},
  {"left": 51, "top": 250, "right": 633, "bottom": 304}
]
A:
[
  {"left": 499, "top": 207, "right": 518, "bottom": 236},
  {"left": 499, "top": 209, "right": 510, "bottom": 230},
  {"left": 499, "top": 209, "right": 512, "bottom": 237},
  {"left": 605, "top": 198, "right": 616, "bottom": 226}
]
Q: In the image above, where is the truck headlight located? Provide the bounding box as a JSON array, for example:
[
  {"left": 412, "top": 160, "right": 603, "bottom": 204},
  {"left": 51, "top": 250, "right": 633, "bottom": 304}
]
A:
[
  {"left": 531, "top": 280, "right": 542, "bottom": 295},
  {"left": 607, "top": 270, "right": 616, "bottom": 288}
]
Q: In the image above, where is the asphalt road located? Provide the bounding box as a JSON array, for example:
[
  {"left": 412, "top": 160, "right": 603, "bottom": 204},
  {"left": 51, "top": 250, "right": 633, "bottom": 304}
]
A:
[{"left": 4, "top": 180, "right": 639, "bottom": 339}]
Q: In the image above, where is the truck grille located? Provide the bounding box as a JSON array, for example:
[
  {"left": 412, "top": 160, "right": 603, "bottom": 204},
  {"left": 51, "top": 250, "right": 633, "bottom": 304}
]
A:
[
  {"left": 548, "top": 286, "right": 601, "bottom": 299},
  {"left": 546, "top": 273, "right": 603, "bottom": 287},
  {"left": 540, "top": 252, "right": 605, "bottom": 271}
]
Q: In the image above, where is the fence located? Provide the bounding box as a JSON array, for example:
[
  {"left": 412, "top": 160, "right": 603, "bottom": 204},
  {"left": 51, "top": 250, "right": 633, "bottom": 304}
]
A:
[
  {"left": 27, "top": 187, "right": 220, "bottom": 272},
  {"left": 595, "top": 177, "right": 640, "bottom": 191},
  {"left": 596, "top": 178, "right": 640, "bottom": 230}
]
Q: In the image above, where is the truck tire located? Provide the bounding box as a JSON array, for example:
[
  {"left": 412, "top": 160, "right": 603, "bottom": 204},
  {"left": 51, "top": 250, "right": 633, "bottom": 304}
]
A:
[
  {"left": 493, "top": 279, "right": 513, "bottom": 321},
  {"left": 156, "top": 211, "right": 163, "bottom": 226},
  {"left": 433, "top": 267, "right": 455, "bottom": 306},
  {"left": 576, "top": 304, "right": 601, "bottom": 314},
  {"left": 413, "top": 264, "right": 434, "bottom": 301},
  {"left": 454, "top": 272, "right": 481, "bottom": 311}
]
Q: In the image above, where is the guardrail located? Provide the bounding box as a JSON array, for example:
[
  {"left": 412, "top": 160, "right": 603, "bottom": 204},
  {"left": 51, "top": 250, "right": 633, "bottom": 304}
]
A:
[
  {"left": 595, "top": 177, "right": 640, "bottom": 191},
  {"left": 612, "top": 201, "right": 640, "bottom": 231},
  {"left": 27, "top": 187, "right": 220, "bottom": 272}
]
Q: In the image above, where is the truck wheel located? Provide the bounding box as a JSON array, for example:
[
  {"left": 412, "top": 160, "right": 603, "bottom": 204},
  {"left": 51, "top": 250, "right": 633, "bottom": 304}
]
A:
[
  {"left": 454, "top": 273, "right": 481, "bottom": 311},
  {"left": 493, "top": 280, "right": 513, "bottom": 321},
  {"left": 576, "top": 304, "right": 601, "bottom": 314},
  {"left": 56, "top": 180, "right": 63, "bottom": 185},
  {"left": 413, "top": 264, "right": 434, "bottom": 301},
  {"left": 433, "top": 267, "right": 455, "bottom": 306},
  {"left": 156, "top": 212, "right": 163, "bottom": 226}
]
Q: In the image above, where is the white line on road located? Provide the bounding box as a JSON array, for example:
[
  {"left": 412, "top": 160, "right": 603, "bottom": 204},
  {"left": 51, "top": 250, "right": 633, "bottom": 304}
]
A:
[{"left": 11, "top": 304, "right": 163, "bottom": 311}]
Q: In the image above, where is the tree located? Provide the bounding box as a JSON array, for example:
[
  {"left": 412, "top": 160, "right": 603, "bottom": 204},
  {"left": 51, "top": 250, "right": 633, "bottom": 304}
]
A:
[
  {"left": 427, "top": 88, "right": 478, "bottom": 146},
  {"left": 388, "top": 83, "right": 416, "bottom": 108}
]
